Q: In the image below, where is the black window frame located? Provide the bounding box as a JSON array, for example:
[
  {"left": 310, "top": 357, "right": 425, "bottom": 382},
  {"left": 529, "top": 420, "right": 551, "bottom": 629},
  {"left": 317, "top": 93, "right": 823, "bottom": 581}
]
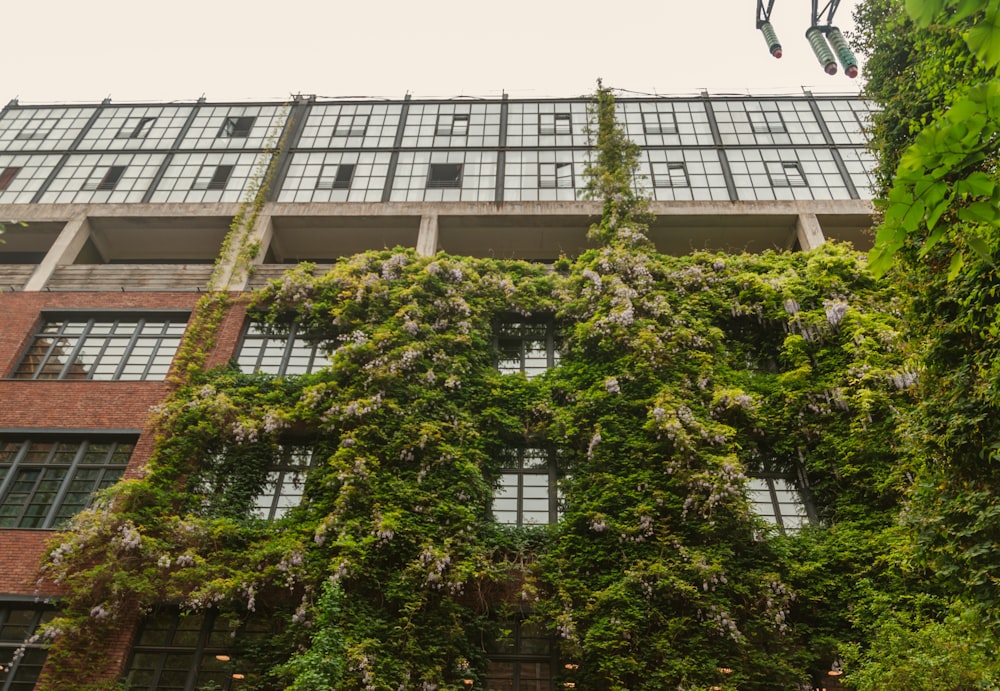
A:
[
  {"left": 0, "top": 603, "right": 57, "bottom": 691},
  {"left": 81, "top": 164, "right": 127, "bottom": 192},
  {"left": 333, "top": 114, "right": 369, "bottom": 137},
  {"left": 426, "top": 163, "right": 463, "bottom": 189},
  {"left": 539, "top": 112, "right": 572, "bottom": 136},
  {"left": 747, "top": 458, "right": 817, "bottom": 533},
  {"left": 316, "top": 163, "right": 355, "bottom": 191},
  {"left": 538, "top": 161, "right": 573, "bottom": 189},
  {"left": 115, "top": 116, "right": 157, "bottom": 140},
  {"left": 12, "top": 311, "right": 189, "bottom": 382},
  {"left": 495, "top": 318, "right": 559, "bottom": 378},
  {"left": 642, "top": 110, "right": 678, "bottom": 135},
  {"left": 766, "top": 161, "right": 808, "bottom": 188},
  {"left": 123, "top": 609, "right": 271, "bottom": 691},
  {"left": 483, "top": 616, "right": 556, "bottom": 691},
  {"left": 493, "top": 447, "right": 559, "bottom": 527},
  {"left": 0, "top": 436, "right": 134, "bottom": 529},
  {"left": 217, "top": 116, "right": 255, "bottom": 139},
  {"left": 748, "top": 108, "right": 787, "bottom": 134},
  {"left": 235, "top": 322, "right": 332, "bottom": 376},
  {"left": 192, "top": 164, "right": 234, "bottom": 191},
  {"left": 651, "top": 161, "right": 690, "bottom": 188},
  {"left": 435, "top": 113, "right": 470, "bottom": 136}
]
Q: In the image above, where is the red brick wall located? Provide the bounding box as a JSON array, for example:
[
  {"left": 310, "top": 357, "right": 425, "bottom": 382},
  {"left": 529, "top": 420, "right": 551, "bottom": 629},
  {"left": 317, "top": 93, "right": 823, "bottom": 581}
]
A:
[{"left": 0, "top": 530, "right": 61, "bottom": 595}]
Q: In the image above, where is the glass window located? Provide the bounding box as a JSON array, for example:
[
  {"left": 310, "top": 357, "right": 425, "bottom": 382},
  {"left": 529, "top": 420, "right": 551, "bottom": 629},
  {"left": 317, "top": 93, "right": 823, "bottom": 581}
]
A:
[
  {"left": 192, "top": 164, "right": 234, "bottom": 191},
  {"left": 748, "top": 109, "right": 786, "bottom": 134},
  {"left": 334, "top": 114, "right": 369, "bottom": 137},
  {"left": 427, "top": 163, "right": 463, "bottom": 189},
  {"left": 123, "top": 610, "right": 270, "bottom": 691},
  {"left": 748, "top": 476, "right": 812, "bottom": 533},
  {"left": 483, "top": 618, "right": 554, "bottom": 691},
  {"left": 14, "top": 118, "right": 59, "bottom": 141},
  {"left": 81, "top": 165, "right": 127, "bottom": 192},
  {"left": 767, "top": 161, "right": 808, "bottom": 187},
  {"left": 316, "top": 163, "right": 355, "bottom": 190},
  {"left": 652, "top": 161, "right": 689, "bottom": 188},
  {"left": 236, "top": 323, "right": 331, "bottom": 376},
  {"left": 0, "top": 604, "right": 57, "bottom": 691},
  {"left": 538, "top": 162, "right": 573, "bottom": 189},
  {"left": 642, "top": 111, "right": 678, "bottom": 134},
  {"left": 13, "top": 313, "right": 188, "bottom": 381},
  {"left": 496, "top": 319, "right": 559, "bottom": 378},
  {"left": 436, "top": 113, "right": 470, "bottom": 136},
  {"left": 539, "top": 112, "right": 572, "bottom": 135},
  {"left": 218, "top": 116, "right": 255, "bottom": 139},
  {"left": 115, "top": 116, "right": 158, "bottom": 140},
  {"left": 0, "top": 167, "right": 19, "bottom": 191},
  {"left": 493, "top": 448, "right": 558, "bottom": 527},
  {"left": 0, "top": 438, "right": 133, "bottom": 529}
]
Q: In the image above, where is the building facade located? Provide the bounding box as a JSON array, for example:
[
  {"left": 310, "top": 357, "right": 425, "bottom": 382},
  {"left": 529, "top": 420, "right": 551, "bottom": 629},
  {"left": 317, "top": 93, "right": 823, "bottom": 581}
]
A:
[{"left": 0, "top": 92, "right": 873, "bottom": 690}]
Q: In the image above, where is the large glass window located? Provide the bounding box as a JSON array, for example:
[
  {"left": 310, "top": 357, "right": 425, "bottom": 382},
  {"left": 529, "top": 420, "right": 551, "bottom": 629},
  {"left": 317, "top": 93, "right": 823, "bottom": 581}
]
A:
[
  {"left": 249, "top": 446, "right": 312, "bottom": 520},
  {"left": 0, "top": 437, "right": 133, "bottom": 529},
  {"left": 13, "top": 313, "right": 188, "bottom": 381},
  {"left": 484, "top": 618, "right": 554, "bottom": 691},
  {"left": 123, "top": 610, "right": 269, "bottom": 691},
  {"left": 496, "top": 320, "right": 559, "bottom": 378},
  {"left": 748, "top": 475, "right": 812, "bottom": 533},
  {"left": 200, "top": 444, "right": 314, "bottom": 521},
  {"left": 236, "top": 323, "right": 330, "bottom": 376},
  {"left": 0, "top": 604, "right": 56, "bottom": 691},
  {"left": 494, "top": 448, "right": 558, "bottom": 527}
]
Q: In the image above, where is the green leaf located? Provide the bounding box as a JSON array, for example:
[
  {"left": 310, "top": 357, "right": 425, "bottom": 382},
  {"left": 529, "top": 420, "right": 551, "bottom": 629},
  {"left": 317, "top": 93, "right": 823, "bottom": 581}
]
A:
[
  {"left": 967, "top": 234, "right": 994, "bottom": 265},
  {"left": 867, "top": 244, "right": 895, "bottom": 278},
  {"left": 903, "top": 198, "right": 927, "bottom": 231},
  {"left": 957, "top": 201, "right": 1000, "bottom": 225},
  {"left": 948, "top": 252, "right": 965, "bottom": 281},
  {"left": 956, "top": 172, "right": 996, "bottom": 199},
  {"left": 905, "top": 0, "right": 946, "bottom": 25},
  {"left": 926, "top": 197, "right": 951, "bottom": 231},
  {"left": 919, "top": 225, "right": 948, "bottom": 257},
  {"left": 965, "top": 7, "right": 1000, "bottom": 69}
]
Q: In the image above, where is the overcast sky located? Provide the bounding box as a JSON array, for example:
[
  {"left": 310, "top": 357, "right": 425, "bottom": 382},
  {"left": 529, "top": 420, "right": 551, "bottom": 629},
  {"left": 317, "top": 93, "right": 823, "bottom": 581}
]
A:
[{"left": 6, "top": 0, "right": 865, "bottom": 104}]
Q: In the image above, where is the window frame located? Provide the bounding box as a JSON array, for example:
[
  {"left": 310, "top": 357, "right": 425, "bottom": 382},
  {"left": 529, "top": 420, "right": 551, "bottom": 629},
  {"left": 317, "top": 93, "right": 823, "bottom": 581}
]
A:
[
  {"left": 115, "top": 116, "right": 157, "bottom": 140},
  {"left": 483, "top": 616, "right": 556, "bottom": 691},
  {"left": 0, "top": 436, "right": 134, "bottom": 529},
  {"left": 333, "top": 114, "right": 369, "bottom": 137},
  {"left": 435, "top": 113, "right": 470, "bottom": 137},
  {"left": 766, "top": 161, "right": 808, "bottom": 188},
  {"left": 748, "top": 108, "right": 787, "bottom": 134},
  {"left": 539, "top": 112, "right": 572, "bottom": 135},
  {"left": 81, "top": 164, "right": 127, "bottom": 192},
  {"left": 0, "top": 603, "right": 57, "bottom": 691},
  {"left": 426, "top": 163, "right": 463, "bottom": 189},
  {"left": 538, "top": 161, "right": 573, "bottom": 189},
  {"left": 493, "top": 447, "right": 559, "bottom": 527},
  {"left": 651, "top": 161, "right": 690, "bottom": 188},
  {"left": 191, "top": 164, "right": 234, "bottom": 191},
  {"left": 642, "top": 111, "right": 678, "bottom": 135},
  {"left": 495, "top": 317, "right": 559, "bottom": 378},
  {"left": 0, "top": 167, "right": 20, "bottom": 192},
  {"left": 235, "top": 322, "right": 332, "bottom": 376},
  {"left": 12, "top": 311, "right": 189, "bottom": 382},
  {"left": 217, "top": 116, "right": 255, "bottom": 139},
  {"left": 315, "top": 163, "right": 355, "bottom": 190},
  {"left": 250, "top": 445, "right": 314, "bottom": 520},
  {"left": 14, "top": 118, "right": 59, "bottom": 141}
]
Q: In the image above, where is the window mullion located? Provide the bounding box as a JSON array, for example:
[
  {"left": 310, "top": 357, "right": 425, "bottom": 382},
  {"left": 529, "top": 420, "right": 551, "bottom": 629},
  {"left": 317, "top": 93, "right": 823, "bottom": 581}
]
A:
[
  {"left": 0, "top": 440, "right": 28, "bottom": 508},
  {"left": 139, "top": 320, "right": 170, "bottom": 381},
  {"left": 57, "top": 319, "right": 90, "bottom": 380},
  {"left": 42, "top": 441, "right": 87, "bottom": 529}
]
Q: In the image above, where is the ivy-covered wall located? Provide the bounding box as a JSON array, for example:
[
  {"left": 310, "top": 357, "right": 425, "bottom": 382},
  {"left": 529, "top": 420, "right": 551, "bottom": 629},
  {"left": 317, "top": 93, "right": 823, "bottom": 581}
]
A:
[{"left": 36, "top": 87, "right": 915, "bottom": 691}]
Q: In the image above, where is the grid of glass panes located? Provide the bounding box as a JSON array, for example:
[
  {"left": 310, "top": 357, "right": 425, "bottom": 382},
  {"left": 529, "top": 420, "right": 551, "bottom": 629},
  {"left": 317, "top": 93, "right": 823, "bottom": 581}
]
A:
[
  {"left": 503, "top": 150, "right": 588, "bottom": 202},
  {"left": 297, "top": 103, "right": 403, "bottom": 149},
  {"left": 0, "top": 605, "right": 56, "bottom": 691},
  {"left": 497, "top": 320, "right": 559, "bottom": 377},
  {"left": 484, "top": 618, "right": 553, "bottom": 691},
  {"left": 236, "top": 323, "right": 331, "bottom": 375},
  {"left": 148, "top": 151, "right": 267, "bottom": 203},
  {"left": 0, "top": 107, "right": 97, "bottom": 152},
  {"left": 176, "top": 105, "right": 286, "bottom": 150},
  {"left": 0, "top": 438, "right": 132, "bottom": 529},
  {"left": 36, "top": 152, "right": 167, "bottom": 203},
  {"left": 252, "top": 446, "right": 312, "bottom": 520},
  {"left": 748, "top": 476, "right": 810, "bottom": 533},
  {"left": 75, "top": 106, "right": 195, "bottom": 150},
  {"left": 815, "top": 99, "right": 876, "bottom": 145},
  {"left": 388, "top": 151, "right": 497, "bottom": 202},
  {"left": 616, "top": 100, "right": 716, "bottom": 146},
  {"left": 505, "top": 101, "right": 591, "bottom": 147},
  {"left": 14, "top": 313, "right": 188, "bottom": 381},
  {"left": 494, "top": 448, "right": 556, "bottom": 526},
  {"left": 726, "top": 148, "right": 850, "bottom": 201},
  {"left": 276, "top": 151, "right": 391, "bottom": 203},
  {"left": 400, "top": 102, "right": 502, "bottom": 147},
  {"left": 839, "top": 147, "right": 876, "bottom": 199},
  {"left": 123, "top": 610, "right": 269, "bottom": 691},
  {"left": 713, "top": 100, "right": 825, "bottom": 146},
  {"left": 0, "top": 154, "right": 62, "bottom": 204},
  {"left": 636, "top": 149, "right": 730, "bottom": 201}
]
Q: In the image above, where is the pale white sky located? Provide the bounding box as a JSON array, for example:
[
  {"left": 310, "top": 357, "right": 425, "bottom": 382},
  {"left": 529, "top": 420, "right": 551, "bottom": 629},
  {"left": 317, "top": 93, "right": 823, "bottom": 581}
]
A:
[{"left": 6, "top": 0, "right": 865, "bottom": 104}]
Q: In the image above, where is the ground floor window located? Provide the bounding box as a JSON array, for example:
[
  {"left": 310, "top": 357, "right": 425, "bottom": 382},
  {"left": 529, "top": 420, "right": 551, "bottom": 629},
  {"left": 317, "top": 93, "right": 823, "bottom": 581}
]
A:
[
  {"left": 0, "top": 604, "right": 56, "bottom": 691},
  {"left": 484, "top": 618, "right": 554, "bottom": 691}
]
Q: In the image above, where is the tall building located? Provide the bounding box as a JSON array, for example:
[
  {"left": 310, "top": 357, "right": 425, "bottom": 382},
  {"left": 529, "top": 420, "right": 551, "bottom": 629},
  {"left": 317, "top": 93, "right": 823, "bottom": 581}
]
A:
[{"left": 0, "top": 92, "right": 874, "bottom": 690}]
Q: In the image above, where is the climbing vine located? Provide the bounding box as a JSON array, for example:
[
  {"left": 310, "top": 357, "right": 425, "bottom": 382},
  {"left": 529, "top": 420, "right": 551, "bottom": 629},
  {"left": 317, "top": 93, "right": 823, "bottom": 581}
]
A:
[{"left": 34, "top": 86, "right": 916, "bottom": 690}]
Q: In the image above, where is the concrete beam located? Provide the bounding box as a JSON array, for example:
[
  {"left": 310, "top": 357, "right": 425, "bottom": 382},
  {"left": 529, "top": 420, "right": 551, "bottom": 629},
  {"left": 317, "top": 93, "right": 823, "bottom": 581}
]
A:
[
  {"left": 795, "top": 213, "right": 826, "bottom": 251},
  {"left": 215, "top": 210, "right": 274, "bottom": 292},
  {"left": 23, "top": 213, "right": 91, "bottom": 291},
  {"left": 416, "top": 213, "right": 439, "bottom": 256}
]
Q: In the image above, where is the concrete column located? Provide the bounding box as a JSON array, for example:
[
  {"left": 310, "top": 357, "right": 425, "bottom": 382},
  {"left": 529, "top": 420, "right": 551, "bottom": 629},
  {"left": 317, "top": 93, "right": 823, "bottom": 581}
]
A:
[
  {"left": 416, "top": 213, "right": 439, "bottom": 257},
  {"left": 23, "top": 213, "right": 91, "bottom": 291},
  {"left": 795, "top": 213, "right": 826, "bottom": 251},
  {"left": 216, "top": 208, "right": 274, "bottom": 291}
]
